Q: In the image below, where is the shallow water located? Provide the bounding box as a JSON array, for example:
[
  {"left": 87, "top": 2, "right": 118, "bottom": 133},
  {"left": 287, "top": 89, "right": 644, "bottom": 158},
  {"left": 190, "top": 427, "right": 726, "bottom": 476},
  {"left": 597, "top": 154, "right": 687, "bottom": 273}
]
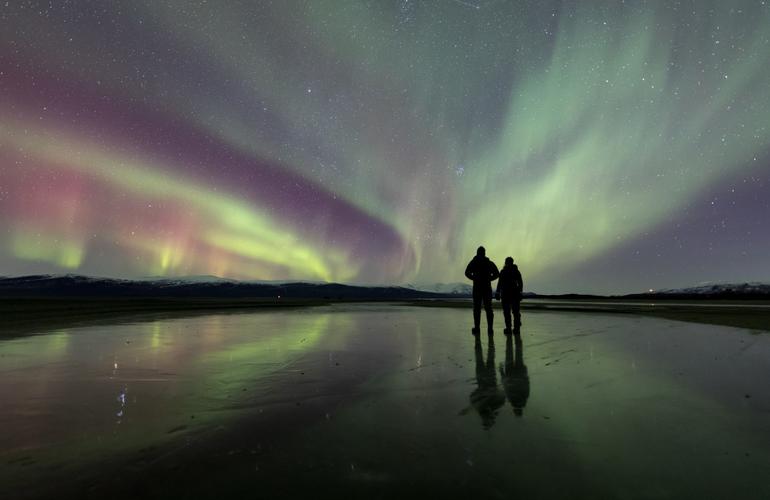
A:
[{"left": 1, "top": 304, "right": 769, "bottom": 499}]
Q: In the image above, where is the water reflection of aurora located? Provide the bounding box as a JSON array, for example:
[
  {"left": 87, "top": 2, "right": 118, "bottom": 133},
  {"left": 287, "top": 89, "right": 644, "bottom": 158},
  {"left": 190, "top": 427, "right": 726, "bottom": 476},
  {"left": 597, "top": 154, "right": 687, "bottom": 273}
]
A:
[
  {"left": 2, "top": 307, "right": 770, "bottom": 498},
  {"left": 0, "top": 311, "right": 335, "bottom": 461}
]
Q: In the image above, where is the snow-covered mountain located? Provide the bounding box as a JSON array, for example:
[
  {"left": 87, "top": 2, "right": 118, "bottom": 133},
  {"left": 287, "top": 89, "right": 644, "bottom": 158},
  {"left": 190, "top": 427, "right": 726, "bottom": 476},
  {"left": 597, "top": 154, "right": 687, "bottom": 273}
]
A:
[
  {"left": 138, "top": 275, "right": 238, "bottom": 284},
  {"left": 653, "top": 282, "right": 770, "bottom": 296},
  {"left": 404, "top": 282, "right": 472, "bottom": 296},
  {"left": 138, "top": 275, "right": 328, "bottom": 285}
]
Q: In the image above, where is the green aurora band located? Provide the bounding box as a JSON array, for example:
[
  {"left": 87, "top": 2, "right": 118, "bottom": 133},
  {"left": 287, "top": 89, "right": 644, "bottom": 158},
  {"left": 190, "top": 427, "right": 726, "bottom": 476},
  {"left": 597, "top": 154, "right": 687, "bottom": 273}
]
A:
[{"left": 1, "top": 1, "right": 769, "bottom": 291}]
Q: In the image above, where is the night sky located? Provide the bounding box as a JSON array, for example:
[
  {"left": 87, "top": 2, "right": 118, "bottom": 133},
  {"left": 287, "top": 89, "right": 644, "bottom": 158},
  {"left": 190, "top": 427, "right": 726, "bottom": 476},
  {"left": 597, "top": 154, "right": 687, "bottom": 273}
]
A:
[{"left": 1, "top": 1, "right": 769, "bottom": 293}]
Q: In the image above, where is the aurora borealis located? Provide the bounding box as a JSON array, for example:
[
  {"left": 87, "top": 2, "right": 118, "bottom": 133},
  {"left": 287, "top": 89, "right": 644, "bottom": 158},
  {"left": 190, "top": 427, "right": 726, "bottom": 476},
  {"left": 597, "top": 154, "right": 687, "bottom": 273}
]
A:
[{"left": 1, "top": 1, "right": 769, "bottom": 293}]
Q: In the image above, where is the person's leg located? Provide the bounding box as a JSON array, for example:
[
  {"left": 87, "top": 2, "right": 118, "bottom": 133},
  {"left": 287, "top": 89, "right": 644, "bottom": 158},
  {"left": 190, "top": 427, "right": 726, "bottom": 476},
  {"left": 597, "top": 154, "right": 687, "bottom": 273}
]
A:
[
  {"left": 472, "top": 287, "right": 481, "bottom": 331},
  {"left": 513, "top": 300, "right": 521, "bottom": 329},
  {"left": 502, "top": 300, "right": 512, "bottom": 330},
  {"left": 483, "top": 289, "right": 494, "bottom": 331}
]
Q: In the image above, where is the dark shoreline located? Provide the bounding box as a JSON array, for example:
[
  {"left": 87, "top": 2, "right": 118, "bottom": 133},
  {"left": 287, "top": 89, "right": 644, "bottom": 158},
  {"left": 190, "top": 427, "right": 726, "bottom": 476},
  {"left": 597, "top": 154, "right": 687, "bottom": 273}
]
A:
[
  {"left": 1, "top": 296, "right": 769, "bottom": 339},
  {"left": 0, "top": 297, "right": 331, "bottom": 339},
  {"left": 406, "top": 298, "right": 770, "bottom": 333}
]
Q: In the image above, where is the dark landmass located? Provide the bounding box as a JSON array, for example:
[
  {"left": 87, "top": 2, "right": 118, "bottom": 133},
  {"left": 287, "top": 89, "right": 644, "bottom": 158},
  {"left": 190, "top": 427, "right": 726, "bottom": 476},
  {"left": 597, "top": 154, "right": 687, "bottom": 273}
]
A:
[
  {"left": 1, "top": 275, "right": 769, "bottom": 337},
  {"left": 3, "top": 274, "right": 770, "bottom": 300},
  {"left": 533, "top": 282, "right": 770, "bottom": 301},
  {"left": 0, "top": 274, "right": 451, "bottom": 299},
  {"left": 0, "top": 297, "right": 333, "bottom": 339},
  {"left": 0, "top": 275, "right": 439, "bottom": 339}
]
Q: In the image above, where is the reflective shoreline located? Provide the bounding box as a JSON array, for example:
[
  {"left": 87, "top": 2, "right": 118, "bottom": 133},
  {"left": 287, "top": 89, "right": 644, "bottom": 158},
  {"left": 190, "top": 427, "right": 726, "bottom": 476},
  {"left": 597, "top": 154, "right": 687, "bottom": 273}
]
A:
[{"left": 1, "top": 305, "right": 769, "bottom": 499}]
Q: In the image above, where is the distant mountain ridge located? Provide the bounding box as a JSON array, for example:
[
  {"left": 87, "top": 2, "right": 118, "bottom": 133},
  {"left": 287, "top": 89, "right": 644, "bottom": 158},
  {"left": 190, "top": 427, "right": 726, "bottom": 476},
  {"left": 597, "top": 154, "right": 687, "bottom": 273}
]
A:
[
  {"left": 653, "top": 282, "right": 770, "bottom": 295},
  {"left": 405, "top": 282, "right": 473, "bottom": 295},
  {"left": 626, "top": 282, "right": 770, "bottom": 299},
  {"left": 0, "top": 274, "right": 467, "bottom": 300},
  {"left": 0, "top": 275, "right": 767, "bottom": 300}
]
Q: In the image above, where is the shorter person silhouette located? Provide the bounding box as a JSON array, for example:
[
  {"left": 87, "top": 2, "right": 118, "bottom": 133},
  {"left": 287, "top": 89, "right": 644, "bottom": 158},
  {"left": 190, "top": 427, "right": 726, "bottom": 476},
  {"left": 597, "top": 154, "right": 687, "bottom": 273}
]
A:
[
  {"left": 465, "top": 246, "right": 499, "bottom": 335},
  {"left": 495, "top": 256, "right": 523, "bottom": 334}
]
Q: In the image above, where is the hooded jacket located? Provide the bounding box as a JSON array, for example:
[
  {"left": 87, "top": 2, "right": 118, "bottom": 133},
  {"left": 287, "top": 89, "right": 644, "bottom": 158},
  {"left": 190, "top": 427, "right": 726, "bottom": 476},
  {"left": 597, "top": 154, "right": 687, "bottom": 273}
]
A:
[
  {"left": 496, "top": 264, "right": 523, "bottom": 299},
  {"left": 465, "top": 255, "right": 500, "bottom": 288}
]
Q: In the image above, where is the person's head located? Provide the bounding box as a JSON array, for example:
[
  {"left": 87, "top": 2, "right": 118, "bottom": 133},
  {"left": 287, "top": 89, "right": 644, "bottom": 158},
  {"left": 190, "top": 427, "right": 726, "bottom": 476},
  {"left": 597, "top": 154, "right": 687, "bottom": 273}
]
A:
[
  {"left": 505, "top": 256, "right": 514, "bottom": 267},
  {"left": 476, "top": 246, "right": 486, "bottom": 257}
]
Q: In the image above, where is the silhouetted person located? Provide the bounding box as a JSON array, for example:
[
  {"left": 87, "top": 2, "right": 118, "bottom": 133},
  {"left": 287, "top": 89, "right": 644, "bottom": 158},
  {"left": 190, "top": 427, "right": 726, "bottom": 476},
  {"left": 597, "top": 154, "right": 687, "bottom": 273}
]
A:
[
  {"left": 465, "top": 246, "right": 499, "bottom": 335},
  {"left": 469, "top": 337, "right": 505, "bottom": 429},
  {"left": 500, "top": 334, "right": 529, "bottom": 417},
  {"left": 495, "top": 256, "right": 523, "bottom": 334}
]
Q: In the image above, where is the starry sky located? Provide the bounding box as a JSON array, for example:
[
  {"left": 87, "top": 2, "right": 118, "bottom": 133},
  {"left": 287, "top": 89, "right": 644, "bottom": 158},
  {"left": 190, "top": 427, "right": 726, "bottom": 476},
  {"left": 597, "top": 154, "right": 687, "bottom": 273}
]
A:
[{"left": 1, "top": 0, "right": 769, "bottom": 293}]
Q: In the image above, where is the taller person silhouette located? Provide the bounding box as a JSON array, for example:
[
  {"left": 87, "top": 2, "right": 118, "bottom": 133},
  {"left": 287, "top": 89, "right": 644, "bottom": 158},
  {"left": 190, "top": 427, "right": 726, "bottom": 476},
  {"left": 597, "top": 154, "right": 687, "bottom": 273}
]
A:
[
  {"left": 469, "top": 336, "right": 505, "bottom": 429},
  {"left": 465, "top": 246, "right": 499, "bottom": 335}
]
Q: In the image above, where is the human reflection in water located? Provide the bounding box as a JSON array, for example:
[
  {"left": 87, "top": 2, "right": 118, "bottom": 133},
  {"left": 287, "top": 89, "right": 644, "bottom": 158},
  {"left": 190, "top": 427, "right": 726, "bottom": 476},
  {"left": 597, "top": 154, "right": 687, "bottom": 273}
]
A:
[
  {"left": 468, "top": 337, "right": 506, "bottom": 429},
  {"left": 500, "top": 333, "right": 530, "bottom": 417}
]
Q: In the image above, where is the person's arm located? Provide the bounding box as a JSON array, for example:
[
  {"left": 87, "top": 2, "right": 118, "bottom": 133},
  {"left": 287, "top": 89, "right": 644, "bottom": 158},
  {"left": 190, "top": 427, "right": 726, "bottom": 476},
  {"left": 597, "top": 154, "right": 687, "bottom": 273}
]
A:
[
  {"left": 465, "top": 261, "right": 474, "bottom": 280},
  {"left": 515, "top": 269, "right": 523, "bottom": 294},
  {"left": 490, "top": 262, "right": 500, "bottom": 281}
]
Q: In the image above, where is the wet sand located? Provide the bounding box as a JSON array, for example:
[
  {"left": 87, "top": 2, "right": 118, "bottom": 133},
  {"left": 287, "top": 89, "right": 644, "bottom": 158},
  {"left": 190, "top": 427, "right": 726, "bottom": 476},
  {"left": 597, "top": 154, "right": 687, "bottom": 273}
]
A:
[
  {"left": 1, "top": 304, "right": 769, "bottom": 499},
  {"left": 3, "top": 296, "right": 769, "bottom": 342}
]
